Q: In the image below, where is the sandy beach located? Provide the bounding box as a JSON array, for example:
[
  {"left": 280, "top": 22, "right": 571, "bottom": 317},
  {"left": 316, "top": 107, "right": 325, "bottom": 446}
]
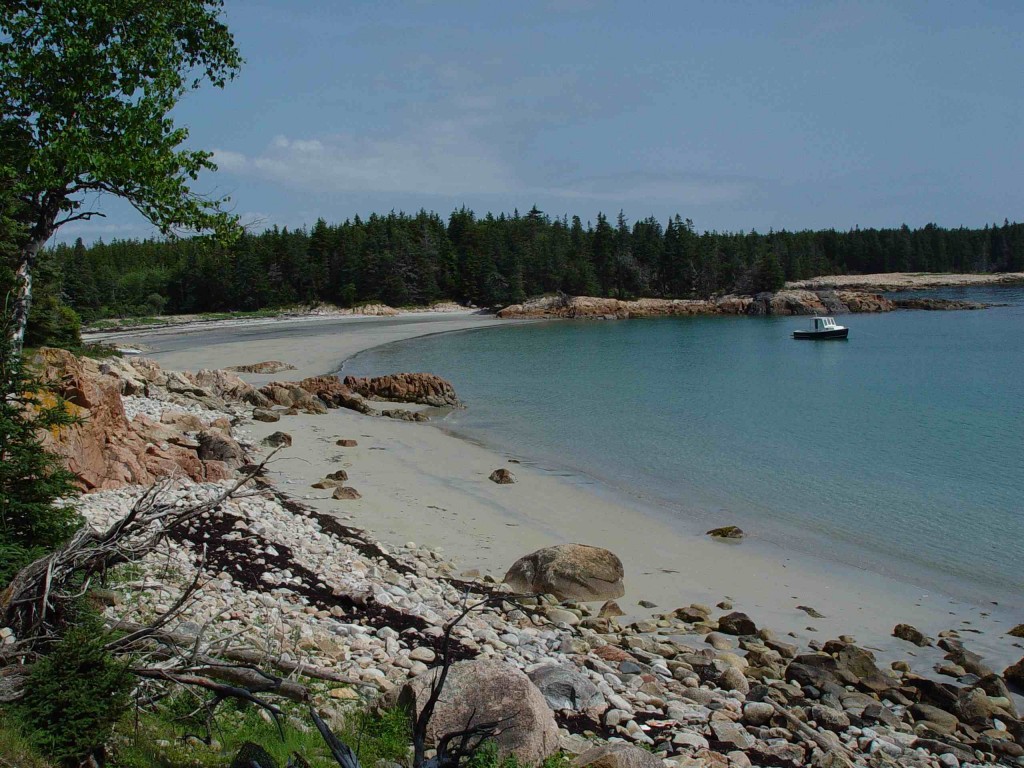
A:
[{"left": 104, "top": 311, "right": 1024, "bottom": 683}]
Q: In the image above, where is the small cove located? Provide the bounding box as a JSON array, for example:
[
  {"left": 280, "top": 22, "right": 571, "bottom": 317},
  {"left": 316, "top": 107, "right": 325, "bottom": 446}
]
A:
[{"left": 343, "top": 286, "right": 1024, "bottom": 615}]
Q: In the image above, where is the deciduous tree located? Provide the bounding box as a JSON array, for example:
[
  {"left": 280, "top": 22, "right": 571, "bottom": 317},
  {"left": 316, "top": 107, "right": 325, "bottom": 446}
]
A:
[{"left": 1, "top": 0, "right": 243, "bottom": 348}]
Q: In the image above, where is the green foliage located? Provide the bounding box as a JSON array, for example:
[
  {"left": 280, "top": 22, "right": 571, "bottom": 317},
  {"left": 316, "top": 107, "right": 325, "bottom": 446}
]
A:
[
  {"left": 0, "top": 305, "right": 81, "bottom": 585},
  {"left": 467, "top": 742, "right": 572, "bottom": 768},
  {"left": 107, "top": 698, "right": 411, "bottom": 768},
  {"left": 0, "top": 713, "right": 58, "bottom": 767},
  {"left": 48, "top": 213, "right": 1024, "bottom": 321},
  {"left": 1, "top": 0, "right": 242, "bottom": 240},
  {"left": 751, "top": 246, "right": 786, "bottom": 293},
  {"left": 338, "top": 705, "right": 411, "bottom": 767},
  {"left": 2, "top": 0, "right": 243, "bottom": 347},
  {"left": 17, "top": 607, "right": 132, "bottom": 766},
  {"left": 0, "top": 260, "right": 82, "bottom": 349}
]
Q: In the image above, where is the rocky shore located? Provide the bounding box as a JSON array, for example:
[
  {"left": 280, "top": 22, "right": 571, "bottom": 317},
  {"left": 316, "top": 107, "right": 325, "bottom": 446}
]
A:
[
  {"left": 786, "top": 273, "right": 1024, "bottom": 293},
  {"left": 495, "top": 288, "right": 982, "bottom": 320},
  {"left": 13, "top": 350, "right": 1024, "bottom": 768}
]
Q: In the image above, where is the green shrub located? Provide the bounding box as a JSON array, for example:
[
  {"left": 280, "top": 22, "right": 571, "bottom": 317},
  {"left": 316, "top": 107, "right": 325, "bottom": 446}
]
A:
[
  {"left": 25, "top": 293, "right": 82, "bottom": 349},
  {"left": 338, "top": 705, "right": 411, "bottom": 766},
  {"left": 0, "top": 306, "right": 82, "bottom": 585},
  {"left": 17, "top": 609, "right": 132, "bottom": 766}
]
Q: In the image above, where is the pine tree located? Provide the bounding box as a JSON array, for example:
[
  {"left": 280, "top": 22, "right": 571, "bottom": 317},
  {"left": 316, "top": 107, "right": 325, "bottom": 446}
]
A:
[{"left": 0, "top": 307, "right": 82, "bottom": 585}]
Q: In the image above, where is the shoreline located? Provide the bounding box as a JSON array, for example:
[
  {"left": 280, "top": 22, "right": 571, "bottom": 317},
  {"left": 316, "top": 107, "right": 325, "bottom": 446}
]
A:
[
  {"left": 112, "top": 311, "right": 1024, "bottom": 683},
  {"left": 787, "top": 271, "right": 1024, "bottom": 292},
  {"left": 81, "top": 272, "right": 1024, "bottom": 345}
]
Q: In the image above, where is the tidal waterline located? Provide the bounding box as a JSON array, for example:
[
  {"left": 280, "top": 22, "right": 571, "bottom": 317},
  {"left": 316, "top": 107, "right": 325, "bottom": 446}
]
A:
[{"left": 344, "top": 286, "right": 1024, "bottom": 612}]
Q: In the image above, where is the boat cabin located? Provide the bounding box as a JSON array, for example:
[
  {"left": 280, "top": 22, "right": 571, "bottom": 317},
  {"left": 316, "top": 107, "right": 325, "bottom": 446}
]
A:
[{"left": 812, "top": 317, "right": 840, "bottom": 330}]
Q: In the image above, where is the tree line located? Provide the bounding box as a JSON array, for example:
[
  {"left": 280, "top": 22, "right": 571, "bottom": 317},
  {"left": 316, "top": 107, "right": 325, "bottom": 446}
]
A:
[{"left": 47, "top": 208, "right": 1024, "bottom": 321}]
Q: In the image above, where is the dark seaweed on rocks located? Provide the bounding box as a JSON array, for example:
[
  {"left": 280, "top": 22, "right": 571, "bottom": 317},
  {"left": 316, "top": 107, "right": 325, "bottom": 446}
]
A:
[
  {"left": 276, "top": 488, "right": 502, "bottom": 597},
  {"left": 171, "top": 503, "right": 474, "bottom": 663}
]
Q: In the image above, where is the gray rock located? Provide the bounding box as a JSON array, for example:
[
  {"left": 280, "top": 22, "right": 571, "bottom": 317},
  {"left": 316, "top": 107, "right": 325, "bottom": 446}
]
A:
[
  {"left": 197, "top": 430, "right": 244, "bottom": 466},
  {"left": 743, "top": 701, "right": 776, "bottom": 726},
  {"left": 572, "top": 743, "right": 663, "bottom": 768},
  {"left": 252, "top": 408, "right": 280, "bottom": 423},
  {"left": 810, "top": 704, "right": 851, "bottom": 732},
  {"left": 910, "top": 702, "right": 959, "bottom": 735},
  {"left": 719, "top": 665, "right": 750, "bottom": 694},
  {"left": 503, "top": 544, "right": 624, "bottom": 601},
  {"left": 527, "top": 664, "right": 606, "bottom": 713},
  {"left": 705, "top": 632, "right": 734, "bottom": 650},
  {"left": 894, "top": 623, "right": 932, "bottom": 647},
  {"left": 399, "top": 659, "right": 559, "bottom": 765},
  {"left": 711, "top": 721, "right": 756, "bottom": 750},
  {"left": 718, "top": 611, "right": 757, "bottom": 636},
  {"left": 262, "top": 431, "right": 293, "bottom": 448}
]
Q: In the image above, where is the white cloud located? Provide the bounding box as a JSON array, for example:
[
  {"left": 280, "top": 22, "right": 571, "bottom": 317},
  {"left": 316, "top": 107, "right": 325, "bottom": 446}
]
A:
[
  {"left": 210, "top": 61, "right": 755, "bottom": 211},
  {"left": 212, "top": 122, "right": 512, "bottom": 198}
]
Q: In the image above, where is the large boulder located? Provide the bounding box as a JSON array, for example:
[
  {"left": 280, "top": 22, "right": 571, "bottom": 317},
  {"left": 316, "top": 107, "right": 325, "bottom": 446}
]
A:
[
  {"left": 196, "top": 430, "right": 244, "bottom": 468},
  {"left": 342, "top": 373, "right": 462, "bottom": 408},
  {"left": 718, "top": 612, "right": 757, "bottom": 636},
  {"left": 296, "top": 376, "right": 375, "bottom": 414},
  {"left": 192, "top": 368, "right": 268, "bottom": 408},
  {"left": 258, "top": 382, "right": 327, "bottom": 414},
  {"left": 503, "top": 544, "right": 624, "bottom": 601},
  {"left": 398, "top": 660, "right": 558, "bottom": 766},
  {"left": 527, "top": 664, "right": 606, "bottom": 714}
]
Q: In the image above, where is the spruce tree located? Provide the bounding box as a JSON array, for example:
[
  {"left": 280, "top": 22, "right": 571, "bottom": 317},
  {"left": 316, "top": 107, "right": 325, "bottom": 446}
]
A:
[{"left": 0, "top": 304, "right": 82, "bottom": 585}]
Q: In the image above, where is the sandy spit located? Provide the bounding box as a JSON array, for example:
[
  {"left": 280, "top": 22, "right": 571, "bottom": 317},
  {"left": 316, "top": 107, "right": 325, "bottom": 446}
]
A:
[{"left": 111, "top": 312, "right": 1024, "bottom": 677}]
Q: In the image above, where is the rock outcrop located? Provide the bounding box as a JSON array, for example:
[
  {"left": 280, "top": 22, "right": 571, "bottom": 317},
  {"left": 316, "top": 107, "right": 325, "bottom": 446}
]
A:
[
  {"left": 36, "top": 349, "right": 239, "bottom": 490},
  {"left": 225, "top": 361, "right": 296, "bottom": 374},
  {"left": 295, "top": 376, "right": 374, "bottom": 414},
  {"left": 399, "top": 659, "right": 559, "bottom": 765},
  {"left": 893, "top": 297, "right": 989, "bottom": 311},
  {"left": 496, "top": 290, "right": 896, "bottom": 319},
  {"left": 257, "top": 382, "right": 328, "bottom": 414},
  {"left": 504, "top": 544, "right": 625, "bottom": 601},
  {"left": 342, "top": 373, "right": 462, "bottom": 408},
  {"left": 893, "top": 623, "right": 932, "bottom": 647}
]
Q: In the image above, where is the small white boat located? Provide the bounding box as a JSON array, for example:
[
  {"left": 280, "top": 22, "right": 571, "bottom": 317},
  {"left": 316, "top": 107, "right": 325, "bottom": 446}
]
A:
[{"left": 793, "top": 316, "right": 849, "bottom": 340}]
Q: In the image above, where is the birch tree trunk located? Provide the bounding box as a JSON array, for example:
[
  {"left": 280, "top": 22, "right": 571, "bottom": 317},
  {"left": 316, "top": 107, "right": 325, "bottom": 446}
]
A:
[{"left": 10, "top": 233, "right": 50, "bottom": 353}]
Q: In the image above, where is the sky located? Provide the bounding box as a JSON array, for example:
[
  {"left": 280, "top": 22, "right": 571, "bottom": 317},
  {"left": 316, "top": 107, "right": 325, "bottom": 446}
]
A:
[{"left": 60, "top": 0, "right": 1024, "bottom": 243}]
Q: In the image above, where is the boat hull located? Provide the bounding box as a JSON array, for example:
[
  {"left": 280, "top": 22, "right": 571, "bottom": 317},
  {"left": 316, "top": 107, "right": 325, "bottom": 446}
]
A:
[{"left": 793, "top": 328, "right": 849, "bottom": 340}]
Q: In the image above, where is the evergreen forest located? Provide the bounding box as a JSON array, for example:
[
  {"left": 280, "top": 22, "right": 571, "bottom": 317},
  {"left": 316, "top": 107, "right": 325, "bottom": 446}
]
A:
[{"left": 49, "top": 208, "right": 1024, "bottom": 321}]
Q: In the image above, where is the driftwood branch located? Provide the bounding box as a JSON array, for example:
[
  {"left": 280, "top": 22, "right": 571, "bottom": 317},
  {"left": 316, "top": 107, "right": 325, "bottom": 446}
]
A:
[
  {"left": 105, "top": 620, "right": 373, "bottom": 688},
  {"left": 2, "top": 453, "right": 276, "bottom": 648}
]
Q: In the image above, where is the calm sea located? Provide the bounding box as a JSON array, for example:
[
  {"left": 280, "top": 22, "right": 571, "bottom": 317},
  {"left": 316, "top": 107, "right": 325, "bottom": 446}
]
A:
[{"left": 343, "top": 286, "right": 1024, "bottom": 611}]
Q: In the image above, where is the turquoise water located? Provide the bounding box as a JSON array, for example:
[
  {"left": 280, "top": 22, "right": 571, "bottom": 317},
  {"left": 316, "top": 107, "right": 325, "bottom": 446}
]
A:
[{"left": 344, "top": 286, "right": 1024, "bottom": 611}]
